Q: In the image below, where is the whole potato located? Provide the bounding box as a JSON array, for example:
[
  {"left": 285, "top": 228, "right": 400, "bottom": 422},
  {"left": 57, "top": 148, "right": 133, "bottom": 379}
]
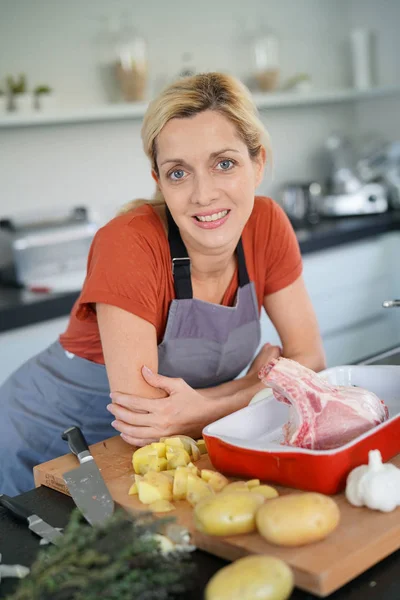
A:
[
  {"left": 205, "top": 555, "right": 294, "bottom": 600},
  {"left": 256, "top": 492, "right": 340, "bottom": 546},
  {"left": 194, "top": 491, "right": 265, "bottom": 536}
]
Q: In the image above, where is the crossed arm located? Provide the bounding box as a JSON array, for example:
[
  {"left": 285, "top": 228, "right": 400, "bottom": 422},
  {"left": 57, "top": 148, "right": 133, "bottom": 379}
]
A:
[{"left": 97, "top": 275, "right": 326, "bottom": 446}]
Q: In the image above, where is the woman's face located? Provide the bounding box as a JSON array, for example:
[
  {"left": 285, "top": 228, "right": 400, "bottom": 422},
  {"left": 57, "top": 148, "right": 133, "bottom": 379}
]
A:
[{"left": 154, "top": 110, "right": 266, "bottom": 252}]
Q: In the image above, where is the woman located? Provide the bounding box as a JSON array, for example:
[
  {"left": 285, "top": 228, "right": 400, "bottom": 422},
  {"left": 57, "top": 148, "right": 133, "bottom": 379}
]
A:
[{"left": 0, "top": 73, "right": 325, "bottom": 496}]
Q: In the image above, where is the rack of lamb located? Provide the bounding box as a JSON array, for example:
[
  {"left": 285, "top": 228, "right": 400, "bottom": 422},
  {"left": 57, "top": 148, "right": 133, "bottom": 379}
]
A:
[{"left": 258, "top": 358, "right": 389, "bottom": 450}]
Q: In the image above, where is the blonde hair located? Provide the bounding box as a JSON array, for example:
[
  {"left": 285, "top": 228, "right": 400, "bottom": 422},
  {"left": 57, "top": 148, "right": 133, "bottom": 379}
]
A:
[{"left": 119, "top": 72, "right": 271, "bottom": 214}]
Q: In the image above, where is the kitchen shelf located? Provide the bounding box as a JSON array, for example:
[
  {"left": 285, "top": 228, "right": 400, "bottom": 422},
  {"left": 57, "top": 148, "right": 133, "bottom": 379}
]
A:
[{"left": 1, "top": 85, "right": 400, "bottom": 129}]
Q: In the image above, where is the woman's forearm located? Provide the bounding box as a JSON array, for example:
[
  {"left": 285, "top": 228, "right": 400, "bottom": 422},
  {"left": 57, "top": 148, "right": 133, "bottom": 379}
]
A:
[
  {"left": 201, "top": 378, "right": 265, "bottom": 426},
  {"left": 198, "top": 375, "right": 260, "bottom": 399}
]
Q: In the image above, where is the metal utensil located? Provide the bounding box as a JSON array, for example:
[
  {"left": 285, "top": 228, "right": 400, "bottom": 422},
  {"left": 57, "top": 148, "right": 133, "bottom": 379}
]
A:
[
  {"left": 62, "top": 426, "right": 114, "bottom": 526},
  {"left": 383, "top": 300, "right": 400, "bottom": 308},
  {"left": 0, "top": 494, "right": 63, "bottom": 546}
]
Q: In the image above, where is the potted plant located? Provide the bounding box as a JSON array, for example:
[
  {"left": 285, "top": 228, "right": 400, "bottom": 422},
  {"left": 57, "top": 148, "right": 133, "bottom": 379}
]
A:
[
  {"left": 7, "top": 74, "right": 32, "bottom": 112},
  {"left": 34, "top": 84, "right": 55, "bottom": 111},
  {"left": 0, "top": 86, "right": 8, "bottom": 112}
]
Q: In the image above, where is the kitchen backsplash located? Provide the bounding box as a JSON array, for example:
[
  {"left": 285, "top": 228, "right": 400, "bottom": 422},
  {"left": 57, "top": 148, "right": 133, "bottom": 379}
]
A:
[{"left": 0, "top": 0, "right": 399, "bottom": 223}]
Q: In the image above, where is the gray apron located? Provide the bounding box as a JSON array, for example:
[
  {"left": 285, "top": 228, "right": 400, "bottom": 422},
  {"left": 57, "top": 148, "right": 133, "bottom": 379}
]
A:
[{"left": 0, "top": 208, "right": 260, "bottom": 495}]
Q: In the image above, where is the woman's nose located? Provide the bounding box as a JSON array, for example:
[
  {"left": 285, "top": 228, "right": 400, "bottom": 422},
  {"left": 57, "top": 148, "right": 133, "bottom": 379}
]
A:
[{"left": 192, "top": 173, "right": 218, "bottom": 206}]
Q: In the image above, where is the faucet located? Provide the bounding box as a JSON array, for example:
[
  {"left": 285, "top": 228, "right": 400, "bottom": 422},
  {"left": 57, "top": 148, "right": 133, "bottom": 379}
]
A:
[{"left": 383, "top": 300, "right": 400, "bottom": 308}]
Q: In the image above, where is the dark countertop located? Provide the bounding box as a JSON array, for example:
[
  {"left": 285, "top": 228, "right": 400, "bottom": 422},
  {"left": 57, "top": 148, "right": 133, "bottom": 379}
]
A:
[
  {"left": 1, "top": 352, "right": 400, "bottom": 599},
  {"left": 1, "top": 486, "right": 399, "bottom": 600},
  {"left": 1, "top": 211, "right": 400, "bottom": 335}
]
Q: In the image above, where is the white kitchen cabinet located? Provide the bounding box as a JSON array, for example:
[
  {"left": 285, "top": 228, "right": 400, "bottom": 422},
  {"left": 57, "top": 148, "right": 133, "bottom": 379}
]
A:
[
  {"left": 258, "top": 232, "right": 400, "bottom": 368},
  {"left": 0, "top": 316, "right": 69, "bottom": 385}
]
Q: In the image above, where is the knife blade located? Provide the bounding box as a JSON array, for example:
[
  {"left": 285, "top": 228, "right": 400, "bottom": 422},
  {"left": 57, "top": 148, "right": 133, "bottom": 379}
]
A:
[
  {"left": 0, "top": 494, "right": 63, "bottom": 546},
  {"left": 62, "top": 426, "right": 114, "bottom": 526}
]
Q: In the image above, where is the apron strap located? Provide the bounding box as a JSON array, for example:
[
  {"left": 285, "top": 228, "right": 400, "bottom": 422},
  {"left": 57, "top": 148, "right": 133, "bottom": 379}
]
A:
[
  {"left": 166, "top": 206, "right": 193, "bottom": 299},
  {"left": 166, "top": 206, "right": 250, "bottom": 299}
]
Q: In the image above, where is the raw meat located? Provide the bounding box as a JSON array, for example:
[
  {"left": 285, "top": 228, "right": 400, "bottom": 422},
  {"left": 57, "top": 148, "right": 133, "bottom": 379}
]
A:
[{"left": 258, "top": 358, "right": 389, "bottom": 450}]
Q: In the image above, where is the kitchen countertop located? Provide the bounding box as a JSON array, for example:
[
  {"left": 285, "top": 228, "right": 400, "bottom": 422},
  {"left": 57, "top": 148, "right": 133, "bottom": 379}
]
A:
[
  {"left": 1, "top": 351, "right": 400, "bottom": 598},
  {"left": 0, "top": 485, "right": 399, "bottom": 600},
  {"left": 1, "top": 210, "right": 400, "bottom": 334}
]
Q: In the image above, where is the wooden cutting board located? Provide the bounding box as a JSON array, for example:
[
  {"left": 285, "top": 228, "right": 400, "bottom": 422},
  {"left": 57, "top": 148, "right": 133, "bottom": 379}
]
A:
[{"left": 33, "top": 436, "right": 400, "bottom": 597}]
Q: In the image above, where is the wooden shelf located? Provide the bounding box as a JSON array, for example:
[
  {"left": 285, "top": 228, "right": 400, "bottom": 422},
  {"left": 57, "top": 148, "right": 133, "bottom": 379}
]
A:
[{"left": 1, "top": 85, "right": 399, "bottom": 129}]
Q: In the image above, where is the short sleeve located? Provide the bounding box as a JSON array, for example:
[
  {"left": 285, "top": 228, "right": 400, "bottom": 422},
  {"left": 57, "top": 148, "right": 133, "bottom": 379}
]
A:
[
  {"left": 76, "top": 218, "right": 159, "bottom": 327},
  {"left": 263, "top": 200, "right": 303, "bottom": 296}
]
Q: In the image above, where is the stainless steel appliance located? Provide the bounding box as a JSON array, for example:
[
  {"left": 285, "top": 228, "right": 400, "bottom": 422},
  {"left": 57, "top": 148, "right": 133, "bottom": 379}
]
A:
[
  {"left": 318, "top": 133, "right": 388, "bottom": 217},
  {"left": 0, "top": 206, "right": 97, "bottom": 291},
  {"left": 281, "top": 181, "right": 322, "bottom": 226},
  {"left": 357, "top": 141, "right": 400, "bottom": 209}
]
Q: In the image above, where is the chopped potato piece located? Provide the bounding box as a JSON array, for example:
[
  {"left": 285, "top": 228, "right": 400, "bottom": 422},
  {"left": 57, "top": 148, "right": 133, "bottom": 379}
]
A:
[
  {"left": 166, "top": 448, "right": 191, "bottom": 469},
  {"left": 187, "top": 462, "right": 200, "bottom": 476},
  {"left": 150, "top": 442, "right": 167, "bottom": 457},
  {"left": 186, "top": 473, "right": 214, "bottom": 507},
  {"left": 196, "top": 439, "right": 207, "bottom": 454},
  {"left": 128, "top": 482, "right": 138, "bottom": 495},
  {"left": 149, "top": 499, "right": 176, "bottom": 513},
  {"left": 173, "top": 468, "right": 190, "bottom": 501},
  {"left": 246, "top": 479, "right": 261, "bottom": 489},
  {"left": 137, "top": 472, "right": 173, "bottom": 504},
  {"left": 220, "top": 481, "right": 249, "bottom": 493},
  {"left": 251, "top": 484, "right": 279, "bottom": 499},
  {"left": 132, "top": 445, "right": 158, "bottom": 474},
  {"left": 201, "top": 469, "right": 229, "bottom": 492}
]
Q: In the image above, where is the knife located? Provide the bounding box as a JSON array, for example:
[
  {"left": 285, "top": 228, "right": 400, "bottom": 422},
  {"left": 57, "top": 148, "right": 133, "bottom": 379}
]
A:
[
  {"left": 0, "top": 494, "right": 63, "bottom": 546},
  {"left": 61, "top": 426, "right": 114, "bottom": 526}
]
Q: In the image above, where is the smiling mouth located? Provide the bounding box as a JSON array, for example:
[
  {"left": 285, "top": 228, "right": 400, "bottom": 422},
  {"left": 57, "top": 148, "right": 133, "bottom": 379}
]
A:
[{"left": 194, "top": 209, "right": 230, "bottom": 222}]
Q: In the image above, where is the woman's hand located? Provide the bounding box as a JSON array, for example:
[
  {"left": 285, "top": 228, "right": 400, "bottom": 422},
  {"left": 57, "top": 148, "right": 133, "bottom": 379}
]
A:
[
  {"left": 107, "top": 366, "right": 215, "bottom": 447},
  {"left": 246, "top": 343, "right": 281, "bottom": 381}
]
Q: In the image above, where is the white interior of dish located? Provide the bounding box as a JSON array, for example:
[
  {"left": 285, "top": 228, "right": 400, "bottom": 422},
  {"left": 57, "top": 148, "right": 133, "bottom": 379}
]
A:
[{"left": 203, "top": 365, "right": 400, "bottom": 456}]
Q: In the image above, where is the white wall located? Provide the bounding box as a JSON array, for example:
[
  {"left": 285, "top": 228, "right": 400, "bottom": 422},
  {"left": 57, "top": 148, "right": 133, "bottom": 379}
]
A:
[
  {"left": 349, "top": 0, "right": 400, "bottom": 140},
  {"left": 0, "top": 0, "right": 399, "bottom": 223}
]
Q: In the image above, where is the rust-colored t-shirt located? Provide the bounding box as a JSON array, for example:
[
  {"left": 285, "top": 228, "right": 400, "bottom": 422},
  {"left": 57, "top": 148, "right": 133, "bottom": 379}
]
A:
[{"left": 59, "top": 196, "right": 302, "bottom": 364}]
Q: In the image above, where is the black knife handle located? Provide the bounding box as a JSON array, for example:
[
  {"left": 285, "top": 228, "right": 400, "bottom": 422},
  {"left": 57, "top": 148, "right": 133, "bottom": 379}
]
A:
[
  {"left": 62, "top": 426, "right": 90, "bottom": 457},
  {"left": 0, "top": 493, "right": 31, "bottom": 522}
]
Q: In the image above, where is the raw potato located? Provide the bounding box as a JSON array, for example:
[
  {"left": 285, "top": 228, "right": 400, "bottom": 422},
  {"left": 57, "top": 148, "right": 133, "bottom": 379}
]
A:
[
  {"left": 252, "top": 485, "right": 279, "bottom": 500},
  {"left": 149, "top": 499, "right": 176, "bottom": 513},
  {"left": 196, "top": 439, "right": 208, "bottom": 454},
  {"left": 220, "top": 481, "right": 249, "bottom": 493},
  {"left": 246, "top": 479, "right": 261, "bottom": 488},
  {"left": 186, "top": 473, "right": 214, "bottom": 506},
  {"left": 128, "top": 482, "right": 138, "bottom": 495},
  {"left": 256, "top": 492, "right": 340, "bottom": 546},
  {"left": 201, "top": 469, "right": 229, "bottom": 492},
  {"left": 132, "top": 435, "right": 201, "bottom": 475},
  {"left": 205, "top": 555, "right": 294, "bottom": 600},
  {"left": 194, "top": 491, "right": 265, "bottom": 536},
  {"left": 137, "top": 472, "right": 173, "bottom": 504}
]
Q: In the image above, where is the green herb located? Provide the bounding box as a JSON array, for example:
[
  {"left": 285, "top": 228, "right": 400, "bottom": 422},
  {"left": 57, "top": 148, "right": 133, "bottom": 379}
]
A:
[
  {"left": 34, "top": 85, "right": 52, "bottom": 95},
  {"left": 7, "top": 508, "right": 196, "bottom": 600},
  {"left": 6, "top": 75, "right": 27, "bottom": 95}
]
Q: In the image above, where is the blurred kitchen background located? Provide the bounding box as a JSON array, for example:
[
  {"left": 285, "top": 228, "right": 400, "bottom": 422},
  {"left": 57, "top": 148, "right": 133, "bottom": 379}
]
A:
[{"left": 1, "top": 0, "right": 400, "bottom": 383}]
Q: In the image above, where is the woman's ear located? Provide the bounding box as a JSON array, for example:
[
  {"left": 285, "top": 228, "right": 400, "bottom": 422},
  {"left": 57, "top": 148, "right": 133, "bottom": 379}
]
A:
[
  {"left": 151, "top": 170, "right": 159, "bottom": 185},
  {"left": 254, "top": 146, "right": 267, "bottom": 187}
]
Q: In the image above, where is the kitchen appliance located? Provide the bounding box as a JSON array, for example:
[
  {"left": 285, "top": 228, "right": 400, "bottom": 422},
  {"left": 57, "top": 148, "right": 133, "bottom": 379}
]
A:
[
  {"left": 280, "top": 181, "right": 322, "bottom": 226},
  {"left": 0, "top": 494, "right": 63, "bottom": 546},
  {"left": 318, "top": 134, "right": 388, "bottom": 216},
  {"left": 34, "top": 434, "right": 400, "bottom": 597},
  {"left": 0, "top": 206, "right": 97, "bottom": 290},
  {"left": 62, "top": 426, "right": 114, "bottom": 526},
  {"left": 357, "top": 140, "right": 400, "bottom": 209},
  {"left": 202, "top": 364, "right": 400, "bottom": 495}
]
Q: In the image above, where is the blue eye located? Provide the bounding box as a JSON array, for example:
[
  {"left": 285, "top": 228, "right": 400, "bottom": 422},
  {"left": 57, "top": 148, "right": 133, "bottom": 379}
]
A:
[
  {"left": 218, "top": 159, "right": 234, "bottom": 170},
  {"left": 170, "top": 169, "right": 185, "bottom": 180}
]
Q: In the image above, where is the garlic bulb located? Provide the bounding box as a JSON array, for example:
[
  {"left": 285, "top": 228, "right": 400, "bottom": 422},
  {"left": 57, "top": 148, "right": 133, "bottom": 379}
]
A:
[{"left": 345, "top": 450, "right": 400, "bottom": 513}]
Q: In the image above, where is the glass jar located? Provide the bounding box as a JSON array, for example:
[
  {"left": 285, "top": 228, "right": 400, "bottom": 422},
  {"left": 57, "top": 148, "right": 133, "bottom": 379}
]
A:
[
  {"left": 114, "top": 15, "right": 148, "bottom": 102},
  {"left": 252, "top": 29, "right": 280, "bottom": 92}
]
